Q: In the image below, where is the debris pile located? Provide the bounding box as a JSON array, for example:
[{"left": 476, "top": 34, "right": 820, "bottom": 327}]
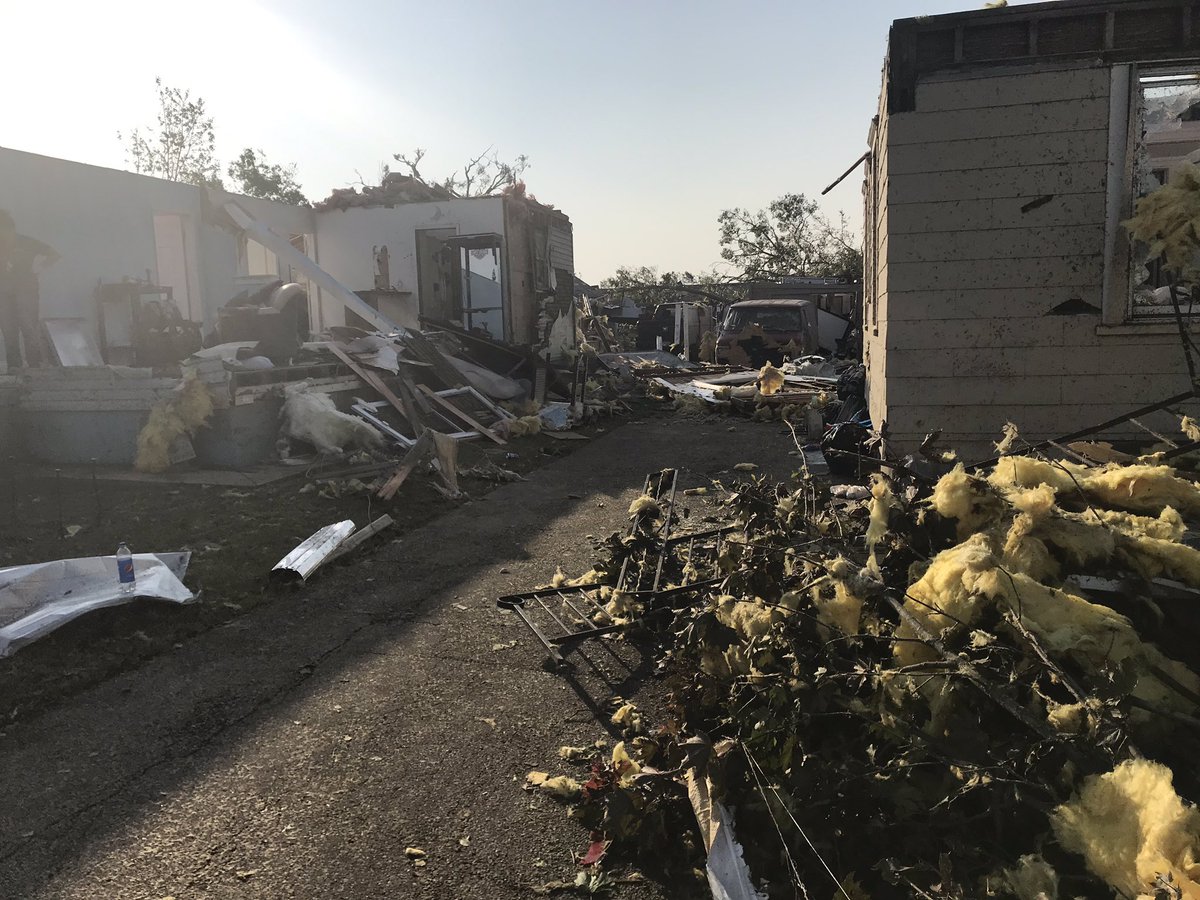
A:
[{"left": 513, "top": 439, "right": 1200, "bottom": 897}]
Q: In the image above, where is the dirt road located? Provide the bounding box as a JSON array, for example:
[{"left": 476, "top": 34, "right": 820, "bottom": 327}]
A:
[{"left": 0, "top": 417, "right": 799, "bottom": 899}]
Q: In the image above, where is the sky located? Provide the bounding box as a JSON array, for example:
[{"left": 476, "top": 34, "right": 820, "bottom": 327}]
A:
[{"left": 2, "top": 0, "right": 1042, "bottom": 283}]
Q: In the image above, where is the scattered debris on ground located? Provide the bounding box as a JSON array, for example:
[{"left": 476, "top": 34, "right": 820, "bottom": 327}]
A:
[{"left": 510, "top": 418, "right": 1200, "bottom": 898}]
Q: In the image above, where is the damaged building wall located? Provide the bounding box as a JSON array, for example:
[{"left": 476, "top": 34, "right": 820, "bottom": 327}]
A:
[
  {"left": 0, "top": 147, "right": 317, "bottom": 340},
  {"left": 502, "top": 200, "right": 574, "bottom": 345},
  {"left": 867, "top": 9, "right": 1200, "bottom": 458},
  {"left": 312, "top": 198, "right": 507, "bottom": 335}
]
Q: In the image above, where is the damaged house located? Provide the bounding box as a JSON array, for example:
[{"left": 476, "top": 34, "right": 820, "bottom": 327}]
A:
[
  {"left": 865, "top": 0, "right": 1200, "bottom": 457},
  {"left": 0, "top": 146, "right": 573, "bottom": 362},
  {"left": 0, "top": 147, "right": 574, "bottom": 464}
]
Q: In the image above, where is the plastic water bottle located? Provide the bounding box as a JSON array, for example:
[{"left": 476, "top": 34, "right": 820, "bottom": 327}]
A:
[{"left": 116, "top": 542, "right": 135, "bottom": 595}]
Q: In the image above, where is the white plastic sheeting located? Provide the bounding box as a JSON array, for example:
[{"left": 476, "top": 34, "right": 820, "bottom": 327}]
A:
[{"left": 0, "top": 552, "right": 194, "bottom": 657}]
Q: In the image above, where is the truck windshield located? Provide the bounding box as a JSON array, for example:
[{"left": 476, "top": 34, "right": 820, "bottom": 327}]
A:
[{"left": 723, "top": 307, "right": 804, "bottom": 332}]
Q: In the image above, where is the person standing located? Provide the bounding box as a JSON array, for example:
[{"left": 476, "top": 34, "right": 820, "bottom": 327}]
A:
[{"left": 0, "top": 210, "right": 58, "bottom": 369}]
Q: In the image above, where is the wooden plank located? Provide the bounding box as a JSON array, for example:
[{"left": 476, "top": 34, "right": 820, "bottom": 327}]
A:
[
  {"left": 886, "top": 375, "right": 1064, "bottom": 406},
  {"left": 883, "top": 286, "right": 1102, "bottom": 322},
  {"left": 914, "top": 66, "right": 1107, "bottom": 112},
  {"left": 377, "top": 432, "right": 434, "bottom": 500},
  {"left": 889, "top": 254, "right": 1103, "bottom": 292},
  {"left": 888, "top": 97, "right": 1109, "bottom": 145},
  {"left": 416, "top": 384, "right": 505, "bottom": 445},
  {"left": 886, "top": 192, "right": 1106, "bottom": 234},
  {"left": 890, "top": 224, "right": 1105, "bottom": 264},
  {"left": 889, "top": 160, "right": 1107, "bottom": 205},
  {"left": 326, "top": 343, "right": 424, "bottom": 435},
  {"left": 888, "top": 128, "right": 1108, "bottom": 176},
  {"left": 327, "top": 514, "right": 395, "bottom": 562},
  {"left": 399, "top": 370, "right": 433, "bottom": 415}
]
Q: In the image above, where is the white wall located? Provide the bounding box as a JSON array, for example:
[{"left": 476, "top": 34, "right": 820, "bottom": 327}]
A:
[
  {"left": 0, "top": 147, "right": 316, "bottom": 341},
  {"left": 1, "top": 148, "right": 202, "bottom": 325},
  {"left": 868, "top": 64, "right": 1194, "bottom": 457},
  {"left": 312, "top": 198, "right": 506, "bottom": 332}
]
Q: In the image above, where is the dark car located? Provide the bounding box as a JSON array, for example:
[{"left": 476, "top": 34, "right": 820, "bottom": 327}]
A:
[{"left": 715, "top": 299, "right": 819, "bottom": 366}]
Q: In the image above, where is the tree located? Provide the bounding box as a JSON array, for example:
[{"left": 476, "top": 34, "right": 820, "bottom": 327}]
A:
[
  {"left": 120, "top": 78, "right": 221, "bottom": 186},
  {"left": 718, "top": 193, "right": 863, "bottom": 282},
  {"left": 600, "top": 266, "right": 743, "bottom": 308},
  {"left": 228, "top": 148, "right": 308, "bottom": 206},
  {"left": 392, "top": 146, "right": 530, "bottom": 198}
]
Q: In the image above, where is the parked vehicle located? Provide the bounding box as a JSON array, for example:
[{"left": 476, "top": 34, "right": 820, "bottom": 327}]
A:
[{"left": 715, "top": 299, "right": 819, "bottom": 366}]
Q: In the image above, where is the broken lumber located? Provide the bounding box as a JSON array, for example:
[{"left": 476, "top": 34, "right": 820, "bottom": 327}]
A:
[{"left": 377, "top": 432, "right": 434, "bottom": 500}]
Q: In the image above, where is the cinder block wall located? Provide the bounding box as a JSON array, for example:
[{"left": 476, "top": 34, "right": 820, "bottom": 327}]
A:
[{"left": 864, "top": 63, "right": 1193, "bottom": 459}]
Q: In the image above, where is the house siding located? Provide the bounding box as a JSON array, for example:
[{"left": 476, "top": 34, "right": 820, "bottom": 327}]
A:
[{"left": 868, "top": 62, "right": 1193, "bottom": 457}]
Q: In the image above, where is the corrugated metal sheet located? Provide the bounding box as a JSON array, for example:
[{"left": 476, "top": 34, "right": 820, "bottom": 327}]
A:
[{"left": 549, "top": 220, "right": 573, "bottom": 273}]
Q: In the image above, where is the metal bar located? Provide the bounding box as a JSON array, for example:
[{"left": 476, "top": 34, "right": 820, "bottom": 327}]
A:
[
  {"left": 550, "top": 624, "right": 626, "bottom": 645},
  {"left": 508, "top": 602, "right": 564, "bottom": 665},
  {"left": 970, "top": 390, "right": 1197, "bottom": 469},
  {"left": 555, "top": 591, "right": 597, "bottom": 630},
  {"left": 535, "top": 595, "right": 574, "bottom": 635},
  {"left": 1129, "top": 417, "right": 1178, "bottom": 448},
  {"left": 564, "top": 589, "right": 615, "bottom": 627},
  {"left": 652, "top": 470, "right": 679, "bottom": 592},
  {"left": 220, "top": 196, "right": 400, "bottom": 334},
  {"left": 821, "top": 150, "right": 871, "bottom": 196}
]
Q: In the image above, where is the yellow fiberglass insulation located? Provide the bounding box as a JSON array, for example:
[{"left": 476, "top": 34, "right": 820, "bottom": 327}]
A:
[
  {"left": 611, "top": 702, "right": 644, "bottom": 734},
  {"left": 1123, "top": 162, "right": 1200, "bottom": 278},
  {"left": 1080, "top": 506, "right": 1187, "bottom": 543},
  {"left": 818, "top": 558, "right": 867, "bottom": 637},
  {"left": 1117, "top": 533, "right": 1200, "bottom": 588},
  {"left": 1051, "top": 758, "right": 1200, "bottom": 899},
  {"left": 1044, "top": 699, "right": 1097, "bottom": 736},
  {"left": 714, "top": 595, "right": 779, "bottom": 641},
  {"left": 1184, "top": 416, "right": 1200, "bottom": 443},
  {"left": 866, "top": 474, "right": 897, "bottom": 553},
  {"left": 1007, "top": 483, "right": 1057, "bottom": 519},
  {"left": 628, "top": 494, "right": 661, "bottom": 519},
  {"left": 604, "top": 589, "right": 642, "bottom": 622},
  {"left": 994, "top": 421, "right": 1021, "bottom": 456},
  {"left": 930, "top": 465, "right": 1008, "bottom": 538},
  {"left": 894, "top": 534, "right": 998, "bottom": 666},
  {"left": 973, "top": 568, "right": 1200, "bottom": 713},
  {"left": 1080, "top": 463, "right": 1200, "bottom": 518},
  {"left": 975, "top": 568, "right": 1142, "bottom": 668},
  {"left": 1001, "top": 513, "right": 1060, "bottom": 582},
  {"left": 550, "top": 566, "right": 604, "bottom": 588},
  {"left": 989, "top": 456, "right": 1078, "bottom": 495},
  {"left": 999, "top": 854, "right": 1059, "bottom": 900},
  {"left": 757, "top": 362, "right": 785, "bottom": 396},
  {"left": 135, "top": 377, "right": 214, "bottom": 473},
  {"left": 1030, "top": 512, "right": 1117, "bottom": 570},
  {"left": 504, "top": 415, "right": 542, "bottom": 438}
]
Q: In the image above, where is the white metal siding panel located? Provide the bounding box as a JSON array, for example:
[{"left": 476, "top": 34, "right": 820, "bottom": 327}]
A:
[
  {"left": 915, "top": 67, "right": 1108, "bottom": 112},
  {"left": 889, "top": 160, "right": 1107, "bottom": 205},
  {"left": 889, "top": 129, "right": 1108, "bottom": 176},
  {"left": 888, "top": 97, "right": 1109, "bottom": 145}
]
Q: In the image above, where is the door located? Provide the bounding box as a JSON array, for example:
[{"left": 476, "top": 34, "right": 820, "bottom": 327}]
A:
[
  {"left": 415, "top": 228, "right": 457, "bottom": 323},
  {"left": 153, "top": 214, "right": 193, "bottom": 320}
]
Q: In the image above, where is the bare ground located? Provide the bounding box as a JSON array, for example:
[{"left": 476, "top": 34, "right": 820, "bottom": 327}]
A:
[{"left": 0, "top": 415, "right": 801, "bottom": 899}]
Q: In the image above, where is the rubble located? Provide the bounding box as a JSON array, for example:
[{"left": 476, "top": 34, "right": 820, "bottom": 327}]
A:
[{"left": 509, "top": 419, "right": 1200, "bottom": 898}]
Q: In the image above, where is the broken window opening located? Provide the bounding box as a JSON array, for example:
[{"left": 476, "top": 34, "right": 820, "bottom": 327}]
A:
[
  {"left": 1129, "top": 68, "right": 1200, "bottom": 318},
  {"left": 241, "top": 236, "right": 278, "bottom": 278}
]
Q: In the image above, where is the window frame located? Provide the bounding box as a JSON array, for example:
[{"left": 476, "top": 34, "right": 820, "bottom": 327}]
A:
[{"left": 1103, "top": 62, "right": 1200, "bottom": 329}]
